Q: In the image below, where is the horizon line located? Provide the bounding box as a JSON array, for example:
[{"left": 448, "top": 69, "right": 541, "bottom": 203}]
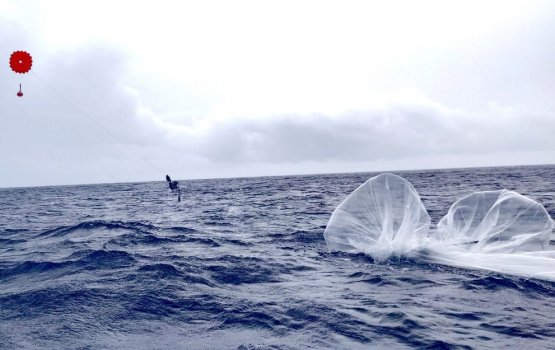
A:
[{"left": 1, "top": 162, "right": 553, "bottom": 191}]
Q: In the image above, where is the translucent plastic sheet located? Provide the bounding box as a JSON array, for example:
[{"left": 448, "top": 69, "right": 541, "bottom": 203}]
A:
[
  {"left": 324, "top": 173, "right": 430, "bottom": 260},
  {"left": 324, "top": 173, "right": 555, "bottom": 280},
  {"left": 436, "top": 190, "right": 553, "bottom": 253}
]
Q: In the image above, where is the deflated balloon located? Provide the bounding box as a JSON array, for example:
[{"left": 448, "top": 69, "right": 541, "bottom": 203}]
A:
[
  {"left": 324, "top": 173, "right": 430, "bottom": 260},
  {"left": 437, "top": 190, "right": 554, "bottom": 253},
  {"left": 324, "top": 173, "right": 555, "bottom": 280}
]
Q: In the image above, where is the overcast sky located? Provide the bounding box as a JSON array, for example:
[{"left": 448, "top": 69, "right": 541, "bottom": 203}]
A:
[{"left": 1, "top": 0, "right": 555, "bottom": 187}]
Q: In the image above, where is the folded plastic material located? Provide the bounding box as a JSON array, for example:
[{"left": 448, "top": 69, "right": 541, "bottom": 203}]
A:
[
  {"left": 324, "top": 173, "right": 555, "bottom": 280},
  {"left": 437, "top": 190, "right": 553, "bottom": 253},
  {"left": 324, "top": 173, "right": 430, "bottom": 260}
]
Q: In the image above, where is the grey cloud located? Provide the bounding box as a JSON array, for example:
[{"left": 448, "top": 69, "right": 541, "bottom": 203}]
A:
[
  {"left": 187, "top": 101, "right": 555, "bottom": 164},
  {"left": 35, "top": 47, "right": 165, "bottom": 145}
]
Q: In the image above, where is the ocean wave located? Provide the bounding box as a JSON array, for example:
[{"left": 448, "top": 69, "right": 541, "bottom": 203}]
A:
[
  {"left": 1, "top": 260, "right": 70, "bottom": 279},
  {"left": 1, "top": 249, "right": 136, "bottom": 280},
  {"left": 205, "top": 256, "right": 279, "bottom": 285},
  {"left": 2, "top": 167, "right": 555, "bottom": 349},
  {"left": 461, "top": 275, "right": 555, "bottom": 297},
  {"left": 134, "top": 263, "right": 213, "bottom": 286},
  {"left": 36, "top": 220, "right": 143, "bottom": 237}
]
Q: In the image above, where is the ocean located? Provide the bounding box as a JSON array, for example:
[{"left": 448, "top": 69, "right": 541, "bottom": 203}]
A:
[{"left": 1, "top": 165, "right": 554, "bottom": 349}]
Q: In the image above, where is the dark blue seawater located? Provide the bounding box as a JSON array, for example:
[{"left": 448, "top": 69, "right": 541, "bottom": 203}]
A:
[{"left": 1, "top": 165, "right": 555, "bottom": 349}]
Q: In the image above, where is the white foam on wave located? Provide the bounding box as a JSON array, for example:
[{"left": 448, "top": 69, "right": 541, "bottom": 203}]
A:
[{"left": 324, "top": 173, "right": 555, "bottom": 281}]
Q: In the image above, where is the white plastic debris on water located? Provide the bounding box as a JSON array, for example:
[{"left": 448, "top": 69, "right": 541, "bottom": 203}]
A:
[
  {"left": 436, "top": 190, "right": 553, "bottom": 253},
  {"left": 324, "top": 173, "right": 430, "bottom": 260},
  {"left": 324, "top": 173, "right": 555, "bottom": 280}
]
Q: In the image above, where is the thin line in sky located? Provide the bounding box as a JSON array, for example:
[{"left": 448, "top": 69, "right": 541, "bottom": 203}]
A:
[{"left": 30, "top": 70, "right": 164, "bottom": 176}]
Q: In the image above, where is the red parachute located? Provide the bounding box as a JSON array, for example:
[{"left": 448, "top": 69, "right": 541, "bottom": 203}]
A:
[{"left": 10, "top": 51, "right": 33, "bottom": 97}]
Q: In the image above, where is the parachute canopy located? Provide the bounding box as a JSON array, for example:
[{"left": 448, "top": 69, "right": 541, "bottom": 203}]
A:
[
  {"left": 10, "top": 51, "right": 33, "bottom": 74},
  {"left": 10, "top": 51, "right": 33, "bottom": 96}
]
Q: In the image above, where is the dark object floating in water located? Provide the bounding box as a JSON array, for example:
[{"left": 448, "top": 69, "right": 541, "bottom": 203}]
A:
[{"left": 166, "top": 174, "right": 181, "bottom": 202}]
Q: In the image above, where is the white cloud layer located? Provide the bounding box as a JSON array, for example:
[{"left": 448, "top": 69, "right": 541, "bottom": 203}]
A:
[{"left": 1, "top": 0, "right": 555, "bottom": 187}]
